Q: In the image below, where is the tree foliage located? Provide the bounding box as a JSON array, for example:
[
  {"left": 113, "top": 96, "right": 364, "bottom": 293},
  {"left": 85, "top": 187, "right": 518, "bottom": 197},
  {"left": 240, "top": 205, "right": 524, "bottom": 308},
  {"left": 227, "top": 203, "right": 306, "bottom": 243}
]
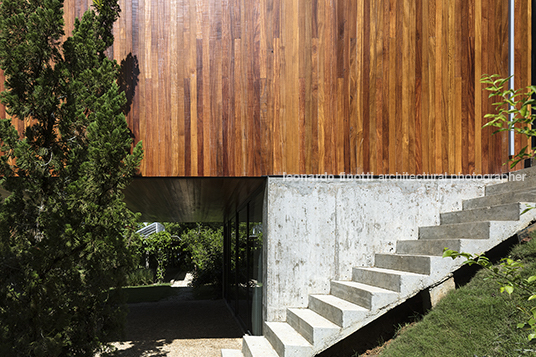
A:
[
  {"left": 0, "top": 0, "right": 143, "bottom": 355},
  {"left": 179, "top": 224, "right": 224, "bottom": 291},
  {"left": 141, "top": 231, "right": 177, "bottom": 283}
]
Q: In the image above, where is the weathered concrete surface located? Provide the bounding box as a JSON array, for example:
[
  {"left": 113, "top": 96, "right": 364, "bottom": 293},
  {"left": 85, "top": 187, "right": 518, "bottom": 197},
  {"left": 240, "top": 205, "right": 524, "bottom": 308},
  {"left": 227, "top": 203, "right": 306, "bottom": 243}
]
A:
[
  {"left": 263, "top": 177, "right": 501, "bottom": 322},
  {"left": 440, "top": 202, "right": 522, "bottom": 224},
  {"left": 264, "top": 321, "right": 313, "bottom": 357},
  {"left": 463, "top": 190, "right": 536, "bottom": 210},
  {"left": 428, "top": 277, "right": 456, "bottom": 308},
  {"left": 286, "top": 308, "right": 339, "bottom": 347},
  {"left": 242, "top": 335, "right": 278, "bottom": 357}
]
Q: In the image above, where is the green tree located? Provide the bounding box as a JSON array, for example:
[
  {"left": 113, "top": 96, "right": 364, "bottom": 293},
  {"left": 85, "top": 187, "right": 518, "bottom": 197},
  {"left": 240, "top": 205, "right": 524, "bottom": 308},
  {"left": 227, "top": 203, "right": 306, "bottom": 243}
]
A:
[
  {"left": 0, "top": 0, "right": 143, "bottom": 355},
  {"left": 142, "top": 231, "right": 177, "bottom": 283},
  {"left": 180, "top": 224, "right": 224, "bottom": 292}
]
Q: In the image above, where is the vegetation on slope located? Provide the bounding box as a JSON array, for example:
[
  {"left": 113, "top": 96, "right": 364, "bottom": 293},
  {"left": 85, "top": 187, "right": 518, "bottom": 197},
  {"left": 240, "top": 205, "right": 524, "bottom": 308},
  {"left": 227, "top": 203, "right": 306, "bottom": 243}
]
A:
[{"left": 370, "top": 239, "right": 536, "bottom": 357}]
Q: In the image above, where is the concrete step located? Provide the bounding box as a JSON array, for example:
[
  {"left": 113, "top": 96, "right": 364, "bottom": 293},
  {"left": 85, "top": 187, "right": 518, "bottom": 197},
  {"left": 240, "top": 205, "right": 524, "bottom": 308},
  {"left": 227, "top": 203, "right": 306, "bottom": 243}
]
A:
[
  {"left": 440, "top": 203, "right": 521, "bottom": 224},
  {"left": 374, "top": 254, "right": 431, "bottom": 275},
  {"left": 264, "top": 322, "right": 313, "bottom": 357},
  {"left": 485, "top": 175, "right": 536, "bottom": 196},
  {"left": 242, "top": 335, "right": 278, "bottom": 357},
  {"left": 287, "top": 308, "right": 340, "bottom": 347},
  {"left": 308, "top": 294, "right": 368, "bottom": 328},
  {"left": 396, "top": 239, "right": 462, "bottom": 256},
  {"left": 330, "top": 280, "right": 398, "bottom": 310},
  {"left": 505, "top": 166, "right": 536, "bottom": 179},
  {"left": 419, "top": 221, "right": 489, "bottom": 240},
  {"left": 463, "top": 190, "right": 536, "bottom": 210},
  {"left": 221, "top": 350, "right": 244, "bottom": 357},
  {"left": 352, "top": 267, "right": 425, "bottom": 293}
]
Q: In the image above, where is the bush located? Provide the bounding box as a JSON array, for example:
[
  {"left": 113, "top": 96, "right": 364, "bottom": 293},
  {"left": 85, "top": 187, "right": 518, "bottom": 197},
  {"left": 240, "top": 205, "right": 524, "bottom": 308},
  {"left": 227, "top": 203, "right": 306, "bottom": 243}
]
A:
[
  {"left": 125, "top": 268, "right": 155, "bottom": 287},
  {"left": 141, "top": 231, "right": 179, "bottom": 283}
]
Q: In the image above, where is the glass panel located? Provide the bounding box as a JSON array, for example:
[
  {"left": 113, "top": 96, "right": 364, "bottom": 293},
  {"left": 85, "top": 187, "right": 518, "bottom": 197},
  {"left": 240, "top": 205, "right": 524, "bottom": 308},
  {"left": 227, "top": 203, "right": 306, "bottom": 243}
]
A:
[
  {"left": 249, "top": 191, "right": 263, "bottom": 335},
  {"left": 226, "top": 216, "right": 237, "bottom": 311},
  {"left": 223, "top": 187, "right": 264, "bottom": 335},
  {"left": 237, "top": 205, "right": 250, "bottom": 331}
]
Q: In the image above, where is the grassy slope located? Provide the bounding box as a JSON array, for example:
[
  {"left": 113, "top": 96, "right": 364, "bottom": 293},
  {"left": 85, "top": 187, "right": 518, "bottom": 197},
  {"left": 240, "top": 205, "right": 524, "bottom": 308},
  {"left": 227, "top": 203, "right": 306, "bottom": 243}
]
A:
[{"left": 376, "top": 240, "right": 536, "bottom": 357}]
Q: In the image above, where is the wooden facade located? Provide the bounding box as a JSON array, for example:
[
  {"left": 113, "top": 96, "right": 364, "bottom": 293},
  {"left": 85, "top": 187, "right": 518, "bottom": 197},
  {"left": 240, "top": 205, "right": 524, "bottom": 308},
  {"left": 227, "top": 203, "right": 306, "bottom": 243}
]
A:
[{"left": 3, "top": 0, "right": 533, "bottom": 177}]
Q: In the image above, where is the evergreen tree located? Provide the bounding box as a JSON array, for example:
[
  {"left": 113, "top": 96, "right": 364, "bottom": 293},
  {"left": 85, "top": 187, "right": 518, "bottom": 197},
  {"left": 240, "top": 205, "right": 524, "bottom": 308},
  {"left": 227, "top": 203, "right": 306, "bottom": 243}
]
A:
[{"left": 0, "top": 0, "right": 143, "bottom": 355}]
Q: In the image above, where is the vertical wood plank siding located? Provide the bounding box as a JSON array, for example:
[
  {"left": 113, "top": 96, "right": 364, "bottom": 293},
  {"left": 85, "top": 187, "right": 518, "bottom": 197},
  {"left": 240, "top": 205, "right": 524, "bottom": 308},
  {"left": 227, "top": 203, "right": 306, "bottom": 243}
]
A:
[{"left": 1, "top": 0, "right": 531, "bottom": 176}]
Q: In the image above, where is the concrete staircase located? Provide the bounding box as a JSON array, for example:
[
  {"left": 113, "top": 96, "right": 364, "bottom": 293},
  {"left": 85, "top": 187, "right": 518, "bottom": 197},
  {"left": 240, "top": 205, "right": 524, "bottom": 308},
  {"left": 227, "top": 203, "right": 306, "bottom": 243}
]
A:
[{"left": 222, "top": 169, "right": 536, "bottom": 357}]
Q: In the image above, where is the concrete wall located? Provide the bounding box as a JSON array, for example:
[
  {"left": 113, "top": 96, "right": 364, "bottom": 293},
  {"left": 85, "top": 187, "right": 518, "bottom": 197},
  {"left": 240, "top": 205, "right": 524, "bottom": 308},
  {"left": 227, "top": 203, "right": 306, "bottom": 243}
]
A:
[{"left": 262, "top": 176, "right": 503, "bottom": 322}]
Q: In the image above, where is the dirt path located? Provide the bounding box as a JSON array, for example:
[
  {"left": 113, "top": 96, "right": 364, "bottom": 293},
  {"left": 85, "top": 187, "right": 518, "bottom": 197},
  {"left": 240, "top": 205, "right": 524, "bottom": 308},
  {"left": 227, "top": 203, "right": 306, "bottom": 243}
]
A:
[{"left": 113, "top": 289, "right": 243, "bottom": 357}]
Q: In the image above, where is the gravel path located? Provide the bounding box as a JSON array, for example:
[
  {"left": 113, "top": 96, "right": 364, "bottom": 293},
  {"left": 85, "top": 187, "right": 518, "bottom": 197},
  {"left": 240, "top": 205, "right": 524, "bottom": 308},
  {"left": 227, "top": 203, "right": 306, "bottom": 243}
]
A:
[{"left": 113, "top": 287, "right": 243, "bottom": 357}]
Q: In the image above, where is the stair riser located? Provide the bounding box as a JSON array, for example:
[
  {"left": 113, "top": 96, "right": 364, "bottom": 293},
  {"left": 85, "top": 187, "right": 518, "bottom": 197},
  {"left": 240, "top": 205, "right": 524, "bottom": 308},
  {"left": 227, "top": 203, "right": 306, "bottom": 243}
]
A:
[
  {"left": 243, "top": 343, "right": 256, "bottom": 357},
  {"left": 486, "top": 176, "right": 536, "bottom": 196},
  {"left": 495, "top": 166, "right": 536, "bottom": 181},
  {"left": 440, "top": 203, "right": 520, "bottom": 224},
  {"left": 352, "top": 268, "right": 401, "bottom": 292},
  {"left": 242, "top": 336, "right": 278, "bottom": 357},
  {"left": 264, "top": 322, "right": 312, "bottom": 357},
  {"left": 263, "top": 325, "right": 285, "bottom": 357},
  {"left": 286, "top": 309, "right": 340, "bottom": 348},
  {"left": 330, "top": 282, "right": 373, "bottom": 309},
  {"left": 308, "top": 296, "right": 367, "bottom": 329},
  {"left": 374, "top": 254, "right": 431, "bottom": 275},
  {"left": 396, "top": 239, "right": 461, "bottom": 256},
  {"left": 419, "top": 222, "right": 489, "bottom": 240},
  {"left": 309, "top": 296, "right": 345, "bottom": 327},
  {"left": 243, "top": 344, "right": 253, "bottom": 357},
  {"left": 463, "top": 192, "right": 536, "bottom": 210},
  {"left": 286, "top": 310, "right": 315, "bottom": 345}
]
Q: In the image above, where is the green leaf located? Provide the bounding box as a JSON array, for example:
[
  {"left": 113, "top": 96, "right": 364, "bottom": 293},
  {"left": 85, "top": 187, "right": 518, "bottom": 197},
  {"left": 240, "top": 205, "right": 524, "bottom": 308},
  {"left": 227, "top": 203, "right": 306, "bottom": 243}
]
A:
[
  {"left": 522, "top": 206, "right": 535, "bottom": 215},
  {"left": 500, "top": 285, "right": 514, "bottom": 295},
  {"left": 442, "top": 249, "right": 458, "bottom": 258}
]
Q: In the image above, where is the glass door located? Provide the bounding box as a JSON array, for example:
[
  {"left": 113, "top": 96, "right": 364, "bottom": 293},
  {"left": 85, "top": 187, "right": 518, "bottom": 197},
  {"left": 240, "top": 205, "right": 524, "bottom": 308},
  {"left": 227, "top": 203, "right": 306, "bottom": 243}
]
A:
[{"left": 224, "top": 188, "right": 264, "bottom": 335}]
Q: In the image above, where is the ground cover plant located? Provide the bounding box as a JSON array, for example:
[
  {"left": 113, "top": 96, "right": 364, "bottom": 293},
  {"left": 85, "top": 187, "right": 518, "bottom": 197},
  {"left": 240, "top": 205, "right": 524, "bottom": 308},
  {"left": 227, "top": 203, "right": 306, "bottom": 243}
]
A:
[
  {"left": 369, "top": 239, "right": 536, "bottom": 357},
  {"left": 0, "top": 0, "right": 143, "bottom": 355}
]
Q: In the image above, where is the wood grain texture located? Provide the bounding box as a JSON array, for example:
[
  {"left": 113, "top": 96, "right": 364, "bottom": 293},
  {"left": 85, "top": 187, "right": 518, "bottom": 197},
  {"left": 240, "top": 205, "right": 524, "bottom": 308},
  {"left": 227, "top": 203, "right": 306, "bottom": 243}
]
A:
[
  {"left": 0, "top": 0, "right": 529, "bottom": 176},
  {"left": 512, "top": 0, "right": 532, "bottom": 172}
]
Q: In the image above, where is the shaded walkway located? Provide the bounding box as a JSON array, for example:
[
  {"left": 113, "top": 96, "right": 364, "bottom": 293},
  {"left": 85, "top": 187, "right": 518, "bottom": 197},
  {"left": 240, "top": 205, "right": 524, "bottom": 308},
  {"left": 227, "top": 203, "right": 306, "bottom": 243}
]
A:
[{"left": 114, "top": 290, "right": 243, "bottom": 356}]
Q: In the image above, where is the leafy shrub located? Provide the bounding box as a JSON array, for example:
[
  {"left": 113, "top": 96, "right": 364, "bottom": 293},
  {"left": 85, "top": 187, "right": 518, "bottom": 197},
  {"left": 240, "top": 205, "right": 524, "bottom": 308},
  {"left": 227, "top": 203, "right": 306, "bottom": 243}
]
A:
[
  {"left": 481, "top": 74, "right": 536, "bottom": 168},
  {"left": 141, "top": 231, "right": 179, "bottom": 283},
  {"left": 125, "top": 268, "right": 155, "bottom": 286}
]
